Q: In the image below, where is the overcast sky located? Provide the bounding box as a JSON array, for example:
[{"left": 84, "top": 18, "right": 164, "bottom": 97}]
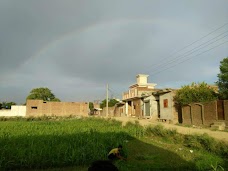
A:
[{"left": 0, "top": 0, "right": 228, "bottom": 104}]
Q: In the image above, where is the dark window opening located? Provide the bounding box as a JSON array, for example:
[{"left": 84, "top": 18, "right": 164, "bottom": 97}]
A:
[
  {"left": 31, "top": 106, "right": 38, "bottom": 109},
  {"left": 43, "top": 102, "right": 47, "bottom": 103}
]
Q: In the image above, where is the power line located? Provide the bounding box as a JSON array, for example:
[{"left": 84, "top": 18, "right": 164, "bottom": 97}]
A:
[
  {"left": 143, "top": 23, "right": 228, "bottom": 73},
  {"left": 108, "top": 87, "right": 122, "bottom": 99},
  {"left": 102, "top": 23, "right": 228, "bottom": 99},
  {"left": 147, "top": 31, "right": 228, "bottom": 74},
  {"left": 150, "top": 40, "right": 228, "bottom": 76}
]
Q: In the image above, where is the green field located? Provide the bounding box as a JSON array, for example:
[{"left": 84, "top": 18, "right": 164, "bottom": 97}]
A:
[{"left": 0, "top": 117, "right": 227, "bottom": 171}]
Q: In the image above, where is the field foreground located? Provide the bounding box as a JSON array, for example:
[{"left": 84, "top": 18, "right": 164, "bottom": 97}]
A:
[{"left": 0, "top": 117, "right": 227, "bottom": 171}]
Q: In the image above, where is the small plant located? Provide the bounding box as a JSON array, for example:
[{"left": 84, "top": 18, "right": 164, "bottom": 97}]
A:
[{"left": 210, "top": 162, "right": 224, "bottom": 171}]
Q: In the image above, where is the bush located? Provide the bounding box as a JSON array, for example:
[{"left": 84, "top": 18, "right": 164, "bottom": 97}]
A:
[{"left": 174, "top": 82, "right": 218, "bottom": 106}]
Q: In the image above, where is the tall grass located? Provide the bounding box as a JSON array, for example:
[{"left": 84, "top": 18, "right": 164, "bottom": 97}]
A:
[
  {"left": 145, "top": 124, "right": 228, "bottom": 158},
  {"left": 0, "top": 118, "right": 135, "bottom": 170},
  {"left": 0, "top": 117, "right": 227, "bottom": 170}
]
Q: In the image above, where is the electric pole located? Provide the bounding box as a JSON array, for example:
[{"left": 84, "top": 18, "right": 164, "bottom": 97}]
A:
[{"left": 106, "top": 84, "right": 108, "bottom": 117}]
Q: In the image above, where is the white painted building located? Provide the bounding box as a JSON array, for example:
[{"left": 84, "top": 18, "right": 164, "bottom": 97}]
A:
[{"left": 0, "top": 105, "right": 26, "bottom": 117}]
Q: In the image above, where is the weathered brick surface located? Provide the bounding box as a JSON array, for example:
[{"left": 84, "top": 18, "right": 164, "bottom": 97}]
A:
[
  {"left": 133, "top": 99, "right": 142, "bottom": 117},
  {"left": 182, "top": 105, "right": 192, "bottom": 125},
  {"left": 192, "top": 104, "right": 203, "bottom": 125},
  {"left": 26, "top": 100, "right": 88, "bottom": 117},
  {"left": 182, "top": 100, "right": 228, "bottom": 126},
  {"left": 204, "top": 101, "right": 217, "bottom": 126},
  {"left": 100, "top": 107, "right": 115, "bottom": 116},
  {"left": 224, "top": 100, "right": 228, "bottom": 125},
  {"left": 26, "top": 100, "right": 43, "bottom": 116}
]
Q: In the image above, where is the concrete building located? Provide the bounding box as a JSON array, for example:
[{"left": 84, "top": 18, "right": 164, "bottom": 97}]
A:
[
  {"left": 122, "top": 74, "right": 158, "bottom": 118},
  {"left": 119, "top": 74, "right": 178, "bottom": 123},
  {"left": 152, "top": 89, "right": 178, "bottom": 122}
]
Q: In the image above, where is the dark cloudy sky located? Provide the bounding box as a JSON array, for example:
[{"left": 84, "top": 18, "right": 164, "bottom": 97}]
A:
[{"left": 1, "top": 0, "right": 228, "bottom": 104}]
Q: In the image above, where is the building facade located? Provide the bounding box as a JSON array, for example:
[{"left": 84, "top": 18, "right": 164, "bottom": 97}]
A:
[
  {"left": 26, "top": 100, "right": 89, "bottom": 117},
  {"left": 118, "top": 74, "right": 178, "bottom": 123}
]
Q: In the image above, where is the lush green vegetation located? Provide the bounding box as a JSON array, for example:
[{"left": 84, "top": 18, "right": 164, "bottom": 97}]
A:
[
  {"left": 0, "top": 117, "right": 227, "bottom": 171},
  {"left": 174, "top": 82, "right": 218, "bottom": 106},
  {"left": 217, "top": 57, "right": 228, "bottom": 99},
  {"left": 100, "top": 98, "right": 119, "bottom": 108},
  {"left": 26, "top": 87, "right": 61, "bottom": 102},
  {"left": 0, "top": 101, "right": 16, "bottom": 109}
]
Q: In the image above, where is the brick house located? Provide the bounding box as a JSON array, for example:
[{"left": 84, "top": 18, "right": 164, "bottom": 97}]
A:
[{"left": 26, "top": 100, "right": 89, "bottom": 117}]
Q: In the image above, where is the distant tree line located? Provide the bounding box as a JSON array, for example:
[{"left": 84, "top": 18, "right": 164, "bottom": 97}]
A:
[{"left": 0, "top": 101, "right": 16, "bottom": 109}]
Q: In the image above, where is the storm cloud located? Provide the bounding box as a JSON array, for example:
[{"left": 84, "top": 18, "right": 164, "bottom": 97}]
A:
[{"left": 0, "top": 0, "right": 228, "bottom": 103}]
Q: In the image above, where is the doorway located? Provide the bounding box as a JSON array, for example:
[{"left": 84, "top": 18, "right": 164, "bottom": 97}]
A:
[{"left": 145, "top": 101, "right": 150, "bottom": 117}]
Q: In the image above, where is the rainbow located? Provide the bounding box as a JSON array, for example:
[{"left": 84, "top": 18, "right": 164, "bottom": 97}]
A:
[{"left": 19, "top": 18, "right": 180, "bottom": 68}]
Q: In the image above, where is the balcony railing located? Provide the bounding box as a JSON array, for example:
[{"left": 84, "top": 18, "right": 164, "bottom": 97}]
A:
[{"left": 122, "top": 89, "right": 138, "bottom": 100}]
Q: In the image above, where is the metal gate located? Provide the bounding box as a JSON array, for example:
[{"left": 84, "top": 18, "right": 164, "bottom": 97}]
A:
[{"left": 217, "top": 100, "right": 225, "bottom": 120}]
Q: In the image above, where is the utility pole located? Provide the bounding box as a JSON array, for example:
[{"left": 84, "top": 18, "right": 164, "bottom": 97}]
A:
[{"left": 106, "top": 84, "right": 109, "bottom": 117}]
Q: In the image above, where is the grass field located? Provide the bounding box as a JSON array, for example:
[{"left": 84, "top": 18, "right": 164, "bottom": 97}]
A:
[{"left": 0, "top": 117, "right": 227, "bottom": 170}]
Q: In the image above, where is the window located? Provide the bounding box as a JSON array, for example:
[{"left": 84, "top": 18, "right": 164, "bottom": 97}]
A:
[
  {"left": 31, "top": 106, "right": 38, "bottom": 109},
  {"left": 163, "top": 99, "right": 168, "bottom": 108}
]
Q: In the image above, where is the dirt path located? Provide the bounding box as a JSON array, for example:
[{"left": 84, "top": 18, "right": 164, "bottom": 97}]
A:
[{"left": 113, "top": 116, "right": 228, "bottom": 142}]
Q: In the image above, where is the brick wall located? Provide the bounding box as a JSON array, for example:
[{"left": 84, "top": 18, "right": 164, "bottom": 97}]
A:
[
  {"left": 26, "top": 100, "right": 89, "bottom": 117},
  {"left": 114, "top": 105, "right": 124, "bottom": 117},
  {"left": 224, "top": 100, "right": 228, "bottom": 125},
  {"left": 181, "top": 100, "right": 227, "bottom": 126},
  {"left": 182, "top": 105, "right": 192, "bottom": 125},
  {"left": 100, "top": 107, "right": 115, "bottom": 116},
  {"left": 204, "top": 101, "right": 217, "bottom": 126},
  {"left": 191, "top": 104, "right": 203, "bottom": 125}
]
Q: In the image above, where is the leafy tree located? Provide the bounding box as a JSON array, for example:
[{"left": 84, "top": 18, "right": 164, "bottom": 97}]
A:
[
  {"left": 26, "top": 87, "right": 61, "bottom": 102},
  {"left": 109, "top": 99, "right": 119, "bottom": 107},
  {"left": 1, "top": 101, "right": 16, "bottom": 109},
  {"left": 100, "top": 99, "right": 119, "bottom": 109},
  {"left": 0, "top": 103, "right": 2, "bottom": 109},
  {"left": 174, "top": 82, "right": 218, "bottom": 106},
  {"left": 217, "top": 57, "right": 228, "bottom": 99}
]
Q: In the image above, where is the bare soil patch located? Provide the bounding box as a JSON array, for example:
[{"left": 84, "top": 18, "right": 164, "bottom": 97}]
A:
[{"left": 113, "top": 116, "right": 228, "bottom": 142}]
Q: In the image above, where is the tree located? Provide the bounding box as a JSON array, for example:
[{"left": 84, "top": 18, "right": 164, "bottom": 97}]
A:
[
  {"left": 174, "top": 82, "right": 218, "bottom": 106},
  {"left": 217, "top": 57, "right": 228, "bottom": 99},
  {"left": 100, "top": 99, "right": 119, "bottom": 108},
  {"left": 26, "top": 87, "right": 61, "bottom": 102},
  {"left": 1, "top": 101, "right": 16, "bottom": 109}
]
